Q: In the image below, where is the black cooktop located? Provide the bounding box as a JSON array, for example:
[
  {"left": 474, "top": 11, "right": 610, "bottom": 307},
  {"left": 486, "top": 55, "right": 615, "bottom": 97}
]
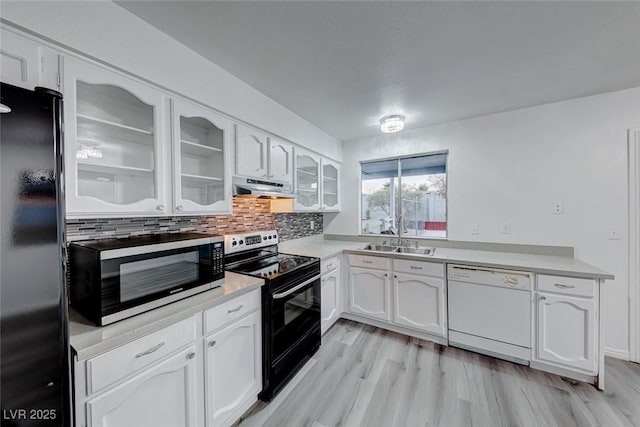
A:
[{"left": 227, "top": 253, "right": 319, "bottom": 280}]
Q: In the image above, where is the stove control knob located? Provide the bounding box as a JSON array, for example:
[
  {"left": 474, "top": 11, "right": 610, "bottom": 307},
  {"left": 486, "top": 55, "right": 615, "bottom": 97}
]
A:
[
  {"left": 232, "top": 241, "right": 237, "bottom": 246},
  {"left": 268, "top": 236, "right": 272, "bottom": 240},
  {"left": 263, "top": 236, "right": 267, "bottom": 241},
  {"left": 239, "top": 240, "right": 244, "bottom": 245},
  {"left": 273, "top": 234, "right": 277, "bottom": 238}
]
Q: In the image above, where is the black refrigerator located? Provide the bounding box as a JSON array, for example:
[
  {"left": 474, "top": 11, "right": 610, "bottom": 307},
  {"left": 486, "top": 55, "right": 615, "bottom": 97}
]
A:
[{"left": 0, "top": 82, "right": 70, "bottom": 426}]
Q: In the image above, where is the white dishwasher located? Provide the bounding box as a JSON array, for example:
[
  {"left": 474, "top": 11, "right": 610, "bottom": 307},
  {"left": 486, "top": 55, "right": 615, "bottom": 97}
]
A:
[{"left": 447, "top": 264, "right": 533, "bottom": 364}]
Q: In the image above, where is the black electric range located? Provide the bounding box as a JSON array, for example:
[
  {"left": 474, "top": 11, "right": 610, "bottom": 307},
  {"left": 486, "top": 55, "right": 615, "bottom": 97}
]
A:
[{"left": 224, "top": 230, "right": 321, "bottom": 401}]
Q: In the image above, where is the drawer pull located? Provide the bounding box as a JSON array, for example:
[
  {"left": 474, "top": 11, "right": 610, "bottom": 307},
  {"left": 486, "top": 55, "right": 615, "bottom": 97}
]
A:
[
  {"left": 327, "top": 263, "right": 334, "bottom": 270},
  {"left": 554, "top": 283, "right": 576, "bottom": 289},
  {"left": 135, "top": 342, "right": 165, "bottom": 358},
  {"left": 540, "top": 295, "right": 547, "bottom": 301},
  {"left": 362, "top": 260, "right": 373, "bottom": 264},
  {"left": 186, "top": 352, "right": 195, "bottom": 360},
  {"left": 410, "top": 265, "right": 423, "bottom": 270},
  {"left": 208, "top": 340, "right": 217, "bottom": 347},
  {"left": 227, "top": 304, "right": 244, "bottom": 314}
]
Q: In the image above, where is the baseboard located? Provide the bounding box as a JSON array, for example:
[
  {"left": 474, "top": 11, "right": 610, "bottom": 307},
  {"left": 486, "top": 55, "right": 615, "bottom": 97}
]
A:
[{"left": 604, "top": 347, "right": 630, "bottom": 361}]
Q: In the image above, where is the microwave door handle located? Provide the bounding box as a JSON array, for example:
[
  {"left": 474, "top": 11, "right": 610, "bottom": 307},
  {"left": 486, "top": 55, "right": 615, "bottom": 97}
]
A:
[{"left": 272, "top": 275, "right": 320, "bottom": 300}]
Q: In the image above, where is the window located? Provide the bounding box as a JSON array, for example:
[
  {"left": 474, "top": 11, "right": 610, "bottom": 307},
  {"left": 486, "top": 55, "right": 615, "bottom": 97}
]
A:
[{"left": 361, "top": 152, "right": 447, "bottom": 238}]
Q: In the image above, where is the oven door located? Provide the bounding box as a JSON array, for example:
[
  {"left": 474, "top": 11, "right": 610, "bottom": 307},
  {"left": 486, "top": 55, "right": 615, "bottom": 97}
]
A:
[
  {"left": 270, "top": 274, "right": 321, "bottom": 363},
  {"left": 99, "top": 242, "right": 221, "bottom": 319}
]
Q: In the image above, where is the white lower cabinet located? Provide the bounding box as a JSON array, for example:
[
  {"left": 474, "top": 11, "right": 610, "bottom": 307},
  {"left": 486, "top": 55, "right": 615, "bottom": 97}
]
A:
[
  {"left": 534, "top": 292, "right": 597, "bottom": 374},
  {"left": 204, "top": 311, "right": 262, "bottom": 427},
  {"left": 349, "top": 267, "right": 391, "bottom": 321},
  {"left": 321, "top": 265, "right": 341, "bottom": 334},
  {"left": 393, "top": 272, "right": 446, "bottom": 337},
  {"left": 74, "top": 290, "right": 262, "bottom": 427},
  {"left": 86, "top": 346, "right": 200, "bottom": 427}
]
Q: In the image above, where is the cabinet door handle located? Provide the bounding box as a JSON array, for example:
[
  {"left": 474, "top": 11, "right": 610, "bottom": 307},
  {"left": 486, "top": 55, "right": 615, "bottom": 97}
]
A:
[
  {"left": 208, "top": 340, "right": 217, "bottom": 347},
  {"left": 186, "top": 352, "right": 196, "bottom": 360},
  {"left": 394, "top": 274, "right": 397, "bottom": 278},
  {"left": 554, "top": 283, "right": 575, "bottom": 289},
  {"left": 135, "top": 342, "right": 165, "bottom": 358},
  {"left": 384, "top": 273, "right": 388, "bottom": 277},
  {"left": 410, "top": 265, "right": 423, "bottom": 270},
  {"left": 176, "top": 205, "right": 184, "bottom": 211},
  {"left": 227, "top": 304, "right": 244, "bottom": 314},
  {"left": 157, "top": 205, "right": 165, "bottom": 211},
  {"left": 540, "top": 295, "right": 547, "bottom": 301},
  {"left": 362, "top": 260, "right": 373, "bottom": 264},
  {"left": 326, "top": 263, "right": 334, "bottom": 270}
]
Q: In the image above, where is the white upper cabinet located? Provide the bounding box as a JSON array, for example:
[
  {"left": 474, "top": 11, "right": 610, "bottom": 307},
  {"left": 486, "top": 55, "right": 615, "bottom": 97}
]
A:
[
  {"left": 171, "top": 99, "right": 231, "bottom": 214},
  {"left": 268, "top": 137, "right": 294, "bottom": 184},
  {"left": 63, "top": 57, "right": 167, "bottom": 216},
  {"left": 294, "top": 147, "right": 321, "bottom": 211},
  {"left": 234, "top": 124, "right": 268, "bottom": 179},
  {"left": 321, "top": 158, "right": 341, "bottom": 211},
  {"left": 1, "top": 29, "right": 59, "bottom": 91}
]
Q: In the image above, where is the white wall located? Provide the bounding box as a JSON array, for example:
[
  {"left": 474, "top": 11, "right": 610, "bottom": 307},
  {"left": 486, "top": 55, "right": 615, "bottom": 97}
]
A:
[
  {"left": 0, "top": 1, "right": 342, "bottom": 161},
  {"left": 326, "top": 87, "right": 640, "bottom": 356}
]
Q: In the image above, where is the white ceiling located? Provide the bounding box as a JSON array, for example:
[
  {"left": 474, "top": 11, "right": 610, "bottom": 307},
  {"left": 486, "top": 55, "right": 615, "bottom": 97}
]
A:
[{"left": 117, "top": 1, "right": 640, "bottom": 141}]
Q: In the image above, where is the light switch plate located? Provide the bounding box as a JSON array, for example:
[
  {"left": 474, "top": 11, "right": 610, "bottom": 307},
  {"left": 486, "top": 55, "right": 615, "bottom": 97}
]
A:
[
  {"left": 501, "top": 223, "right": 511, "bottom": 234},
  {"left": 470, "top": 223, "right": 479, "bottom": 235},
  {"left": 607, "top": 229, "right": 620, "bottom": 240}
]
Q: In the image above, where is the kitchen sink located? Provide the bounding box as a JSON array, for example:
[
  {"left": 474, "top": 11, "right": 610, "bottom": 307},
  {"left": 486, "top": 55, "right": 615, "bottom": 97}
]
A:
[
  {"left": 395, "top": 246, "right": 436, "bottom": 256},
  {"left": 361, "top": 244, "right": 399, "bottom": 252},
  {"left": 361, "top": 244, "right": 436, "bottom": 256}
]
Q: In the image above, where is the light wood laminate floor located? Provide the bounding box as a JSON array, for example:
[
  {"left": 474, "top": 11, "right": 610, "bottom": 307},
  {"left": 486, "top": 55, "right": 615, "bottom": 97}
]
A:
[{"left": 238, "top": 319, "right": 640, "bottom": 427}]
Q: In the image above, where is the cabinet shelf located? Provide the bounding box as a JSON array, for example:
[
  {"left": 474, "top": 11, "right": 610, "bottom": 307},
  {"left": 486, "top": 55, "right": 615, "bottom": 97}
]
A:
[
  {"left": 296, "top": 168, "right": 318, "bottom": 177},
  {"left": 181, "top": 173, "right": 223, "bottom": 183},
  {"left": 323, "top": 191, "right": 337, "bottom": 196},
  {"left": 77, "top": 161, "right": 154, "bottom": 178},
  {"left": 323, "top": 176, "right": 337, "bottom": 182},
  {"left": 297, "top": 188, "right": 318, "bottom": 194},
  {"left": 181, "top": 140, "right": 223, "bottom": 157},
  {"left": 77, "top": 113, "right": 153, "bottom": 135}
]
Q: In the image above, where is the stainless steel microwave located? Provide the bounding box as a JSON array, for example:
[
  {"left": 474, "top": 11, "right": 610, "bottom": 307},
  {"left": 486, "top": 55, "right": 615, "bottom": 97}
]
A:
[{"left": 69, "top": 233, "right": 224, "bottom": 326}]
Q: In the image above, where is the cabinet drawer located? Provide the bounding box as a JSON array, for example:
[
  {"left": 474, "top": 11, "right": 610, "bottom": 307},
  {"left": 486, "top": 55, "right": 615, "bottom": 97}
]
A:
[
  {"left": 349, "top": 254, "right": 389, "bottom": 270},
  {"left": 322, "top": 256, "right": 340, "bottom": 274},
  {"left": 204, "top": 289, "right": 260, "bottom": 334},
  {"left": 393, "top": 259, "right": 444, "bottom": 277},
  {"left": 537, "top": 275, "right": 596, "bottom": 298},
  {"left": 87, "top": 316, "right": 196, "bottom": 394}
]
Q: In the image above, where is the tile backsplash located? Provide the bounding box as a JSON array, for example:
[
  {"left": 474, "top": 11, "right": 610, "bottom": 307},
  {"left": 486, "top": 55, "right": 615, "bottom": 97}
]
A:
[{"left": 66, "top": 198, "right": 323, "bottom": 242}]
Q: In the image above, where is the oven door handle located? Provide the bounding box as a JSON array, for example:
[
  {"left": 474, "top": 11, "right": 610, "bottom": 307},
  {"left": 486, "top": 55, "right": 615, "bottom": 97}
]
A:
[{"left": 272, "top": 275, "right": 320, "bottom": 300}]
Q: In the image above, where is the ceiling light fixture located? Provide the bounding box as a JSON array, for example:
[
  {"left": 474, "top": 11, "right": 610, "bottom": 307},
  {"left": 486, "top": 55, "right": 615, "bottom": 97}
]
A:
[
  {"left": 0, "top": 103, "right": 12, "bottom": 114},
  {"left": 380, "top": 115, "right": 405, "bottom": 134}
]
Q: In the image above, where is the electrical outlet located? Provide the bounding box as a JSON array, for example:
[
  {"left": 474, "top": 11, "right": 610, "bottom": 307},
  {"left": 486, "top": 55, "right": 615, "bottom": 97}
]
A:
[
  {"left": 551, "top": 201, "right": 564, "bottom": 215},
  {"left": 310, "top": 220, "right": 315, "bottom": 230},
  {"left": 607, "top": 229, "right": 620, "bottom": 240},
  {"left": 501, "top": 223, "right": 511, "bottom": 234},
  {"left": 470, "top": 223, "right": 479, "bottom": 235}
]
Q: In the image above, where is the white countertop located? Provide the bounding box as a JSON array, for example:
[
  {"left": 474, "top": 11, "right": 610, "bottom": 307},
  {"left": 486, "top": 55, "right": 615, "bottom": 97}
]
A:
[
  {"left": 279, "top": 236, "right": 364, "bottom": 260},
  {"left": 280, "top": 236, "right": 613, "bottom": 280},
  {"left": 69, "top": 272, "right": 263, "bottom": 361}
]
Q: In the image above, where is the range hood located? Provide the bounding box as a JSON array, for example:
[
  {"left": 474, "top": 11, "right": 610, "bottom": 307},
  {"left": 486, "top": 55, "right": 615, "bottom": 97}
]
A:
[{"left": 232, "top": 176, "right": 297, "bottom": 199}]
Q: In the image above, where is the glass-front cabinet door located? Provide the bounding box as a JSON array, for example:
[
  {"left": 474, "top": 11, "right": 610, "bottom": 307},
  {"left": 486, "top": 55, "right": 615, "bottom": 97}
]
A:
[
  {"left": 294, "top": 148, "right": 321, "bottom": 211},
  {"left": 63, "top": 58, "right": 166, "bottom": 216},
  {"left": 171, "top": 99, "right": 231, "bottom": 214},
  {"left": 321, "top": 158, "right": 340, "bottom": 211}
]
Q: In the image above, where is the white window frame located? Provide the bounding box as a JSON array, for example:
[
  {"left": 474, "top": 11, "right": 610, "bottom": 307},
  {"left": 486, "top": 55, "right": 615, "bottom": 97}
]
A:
[{"left": 358, "top": 150, "right": 449, "bottom": 240}]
